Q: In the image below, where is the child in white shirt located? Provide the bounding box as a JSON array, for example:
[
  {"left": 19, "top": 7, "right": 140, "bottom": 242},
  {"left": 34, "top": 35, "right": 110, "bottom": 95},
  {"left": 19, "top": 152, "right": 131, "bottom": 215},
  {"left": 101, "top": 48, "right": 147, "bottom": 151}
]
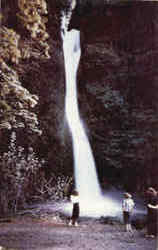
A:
[{"left": 122, "top": 192, "right": 135, "bottom": 232}]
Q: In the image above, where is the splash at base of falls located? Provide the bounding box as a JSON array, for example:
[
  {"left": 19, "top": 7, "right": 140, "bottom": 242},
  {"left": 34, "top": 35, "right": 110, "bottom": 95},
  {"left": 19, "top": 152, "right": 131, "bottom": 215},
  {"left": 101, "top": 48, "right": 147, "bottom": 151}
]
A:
[
  {"left": 60, "top": 189, "right": 146, "bottom": 218},
  {"left": 63, "top": 197, "right": 121, "bottom": 218}
]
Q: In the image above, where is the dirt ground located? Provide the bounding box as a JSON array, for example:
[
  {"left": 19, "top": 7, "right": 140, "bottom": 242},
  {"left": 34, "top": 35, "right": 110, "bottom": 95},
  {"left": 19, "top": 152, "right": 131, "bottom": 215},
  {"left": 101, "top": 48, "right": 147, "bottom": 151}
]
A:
[{"left": 0, "top": 215, "right": 156, "bottom": 250}]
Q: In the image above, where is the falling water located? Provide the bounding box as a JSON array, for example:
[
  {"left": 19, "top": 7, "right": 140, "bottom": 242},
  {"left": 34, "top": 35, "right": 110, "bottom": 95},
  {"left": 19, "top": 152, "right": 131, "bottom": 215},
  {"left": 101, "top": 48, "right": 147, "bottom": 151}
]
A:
[
  {"left": 60, "top": 6, "right": 125, "bottom": 217},
  {"left": 62, "top": 29, "right": 102, "bottom": 205}
]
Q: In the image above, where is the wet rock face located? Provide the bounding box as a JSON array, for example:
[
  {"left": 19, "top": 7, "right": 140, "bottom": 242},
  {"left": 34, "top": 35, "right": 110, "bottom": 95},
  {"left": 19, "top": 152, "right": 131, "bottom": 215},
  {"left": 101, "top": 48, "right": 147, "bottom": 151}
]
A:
[{"left": 82, "top": 4, "right": 158, "bottom": 110}]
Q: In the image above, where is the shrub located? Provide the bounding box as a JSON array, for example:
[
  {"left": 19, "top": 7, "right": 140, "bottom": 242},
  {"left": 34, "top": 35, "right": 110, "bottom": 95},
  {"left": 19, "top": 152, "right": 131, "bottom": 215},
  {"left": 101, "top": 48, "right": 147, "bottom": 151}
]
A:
[
  {"left": 0, "top": 131, "right": 45, "bottom": 214},
  {"left": 32, "top": 174, "right": 73, "bottom": 202}
]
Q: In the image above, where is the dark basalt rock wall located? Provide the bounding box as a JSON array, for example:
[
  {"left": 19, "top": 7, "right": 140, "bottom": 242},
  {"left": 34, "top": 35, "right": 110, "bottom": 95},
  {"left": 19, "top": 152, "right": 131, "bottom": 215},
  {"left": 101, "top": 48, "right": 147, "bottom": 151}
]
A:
[{"left": 69, "top": 3, "right": 158, "bottom": 189}]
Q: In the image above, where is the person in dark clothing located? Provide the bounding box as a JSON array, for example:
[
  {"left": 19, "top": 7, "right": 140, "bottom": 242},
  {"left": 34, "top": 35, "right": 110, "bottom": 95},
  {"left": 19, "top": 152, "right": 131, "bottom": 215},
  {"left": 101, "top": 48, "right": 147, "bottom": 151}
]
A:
[
  {"left": 68, "top": 190, "right": 80, "bottom": 227},
  {"left": 145, "top": 187, "right": 158, "bottom": 238}
]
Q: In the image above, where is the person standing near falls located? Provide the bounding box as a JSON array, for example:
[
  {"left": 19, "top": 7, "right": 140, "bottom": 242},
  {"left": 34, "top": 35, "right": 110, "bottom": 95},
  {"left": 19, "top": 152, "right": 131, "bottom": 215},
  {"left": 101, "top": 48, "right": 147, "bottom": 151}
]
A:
[
  {"left": 122, "top": 192, "right": 135, "bottom": 232},
  {"left": 145, "top": 187, "right": 158, "bottom": 238},
  {"left": 68, "top": 190, "right": 80, "bottom": 227}
]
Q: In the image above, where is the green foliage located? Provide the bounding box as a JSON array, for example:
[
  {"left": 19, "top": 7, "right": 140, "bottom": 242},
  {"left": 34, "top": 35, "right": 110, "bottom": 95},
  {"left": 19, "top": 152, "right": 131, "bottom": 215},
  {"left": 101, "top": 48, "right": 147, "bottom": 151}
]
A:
[
  {"left": 0, "top": 27, "right": 21, "bottom": 64},
  {"left": 0, "top": 61, "right": 41, "bottom": 134},
  {"left": 32, "top": 174, "right": 73, "bottom": 202},
  {"left": 0, "top": 131, "right": 45, "bottom": 214},
  {"left": 17, "top": 0, "right": 50, "bottom": 58}
]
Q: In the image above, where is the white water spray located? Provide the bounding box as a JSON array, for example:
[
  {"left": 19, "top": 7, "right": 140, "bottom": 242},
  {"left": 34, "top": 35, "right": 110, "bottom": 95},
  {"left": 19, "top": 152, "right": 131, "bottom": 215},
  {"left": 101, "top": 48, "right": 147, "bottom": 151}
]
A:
[{"left": 61, "top": 10, "right": 123, "bottom": 217}]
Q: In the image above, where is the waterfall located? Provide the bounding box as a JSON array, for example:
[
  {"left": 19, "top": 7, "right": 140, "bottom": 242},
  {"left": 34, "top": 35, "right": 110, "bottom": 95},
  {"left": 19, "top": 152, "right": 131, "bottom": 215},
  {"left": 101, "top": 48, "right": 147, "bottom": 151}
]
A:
[
  {"left": 60, "top": 5, "right": 122, "bottom": 217},
  {"left": 61, "top": 28, "right": 121, "bottom": 217},
  {"left": 60, "top": 7, "right": 144, "bottom": 218},
  {"left": 62, "top": 29, "right": 102, "bottom": 205}
]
